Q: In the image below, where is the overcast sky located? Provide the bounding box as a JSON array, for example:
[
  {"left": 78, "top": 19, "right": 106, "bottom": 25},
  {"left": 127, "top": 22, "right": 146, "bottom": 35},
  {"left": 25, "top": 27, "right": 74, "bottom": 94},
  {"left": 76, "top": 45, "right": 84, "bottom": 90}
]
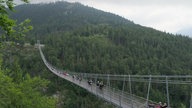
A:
[{"left": 15, "top": 0, "right": 192, "bottom": 36}]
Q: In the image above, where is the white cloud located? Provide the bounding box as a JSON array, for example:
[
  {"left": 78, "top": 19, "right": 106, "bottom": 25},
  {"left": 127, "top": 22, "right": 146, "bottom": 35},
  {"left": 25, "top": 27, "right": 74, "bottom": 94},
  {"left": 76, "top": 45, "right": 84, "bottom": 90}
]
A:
[{"left": 78, "top": 0, "right": 192, "bottom": 35}]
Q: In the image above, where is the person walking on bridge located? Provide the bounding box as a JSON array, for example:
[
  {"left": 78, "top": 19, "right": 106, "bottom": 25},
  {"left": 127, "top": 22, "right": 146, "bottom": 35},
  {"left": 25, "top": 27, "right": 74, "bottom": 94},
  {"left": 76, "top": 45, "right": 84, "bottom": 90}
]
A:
[
  {"left": 155, "top": 102, "right": 162, "bottom": 108},
  {"left": 161, "top": 103, "right": 167, "bottom": 108},
  {"left": 99, "top": 81, "right": 104, "bottom": 90}
]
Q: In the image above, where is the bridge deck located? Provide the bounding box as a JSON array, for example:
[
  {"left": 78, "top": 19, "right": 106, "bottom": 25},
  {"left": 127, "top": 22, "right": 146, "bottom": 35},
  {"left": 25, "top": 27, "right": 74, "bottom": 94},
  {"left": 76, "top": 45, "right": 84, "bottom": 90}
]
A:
[{"left": 39, "top": 45, "right": 148, "bottom": 108}]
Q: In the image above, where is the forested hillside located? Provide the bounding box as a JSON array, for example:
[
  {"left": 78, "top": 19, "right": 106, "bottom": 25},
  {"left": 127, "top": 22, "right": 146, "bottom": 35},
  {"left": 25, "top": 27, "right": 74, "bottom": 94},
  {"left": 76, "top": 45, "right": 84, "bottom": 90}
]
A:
[
  {"left": 11, "top": 1, "right": 133, "bottom": 40},
  {"left": 0, "top": 0, "right": 56, "bottom": 108},
  {"left": 5, "top": 1, "right": 192, "bottom": 108},
  {"left": 11, "top": 1, "right": 192, "bottom": 75}
]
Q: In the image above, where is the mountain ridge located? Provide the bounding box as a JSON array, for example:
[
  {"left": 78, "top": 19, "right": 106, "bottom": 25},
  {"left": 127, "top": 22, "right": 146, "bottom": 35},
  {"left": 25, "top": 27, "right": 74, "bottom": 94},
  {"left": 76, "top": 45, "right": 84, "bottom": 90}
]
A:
[{"left": 12, "top": 1, "right": 134, "bottom": 27}]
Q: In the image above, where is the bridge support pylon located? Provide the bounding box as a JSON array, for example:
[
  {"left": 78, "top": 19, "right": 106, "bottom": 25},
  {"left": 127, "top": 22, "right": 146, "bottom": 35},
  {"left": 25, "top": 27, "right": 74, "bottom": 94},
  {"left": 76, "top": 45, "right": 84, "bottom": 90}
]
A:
[{"left": 190, "top": 93, "right": 192, "bottom": 108}]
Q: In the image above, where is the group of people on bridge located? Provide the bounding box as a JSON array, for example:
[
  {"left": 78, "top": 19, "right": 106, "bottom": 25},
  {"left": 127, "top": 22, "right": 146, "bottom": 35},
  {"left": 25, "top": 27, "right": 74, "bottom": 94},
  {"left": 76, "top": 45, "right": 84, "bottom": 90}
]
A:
[
  {"left": 87, "top": 79, "right": 104, "bottom": 90},
  {"left": 72, "top": 74, "right": 82, "bottom": 82},
  {"left": 70, "top": 74, "right": 105, "bottom": 90}
]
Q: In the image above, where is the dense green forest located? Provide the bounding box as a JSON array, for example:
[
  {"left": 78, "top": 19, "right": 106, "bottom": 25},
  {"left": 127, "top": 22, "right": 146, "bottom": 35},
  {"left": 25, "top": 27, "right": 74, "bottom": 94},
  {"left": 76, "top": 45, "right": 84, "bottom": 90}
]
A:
[
  {"left": 1, "top": 1, "right": 192, "bottom": 108},
  {"left": 11, "top": 2, "right": 192, "bottom": 75},
  {"left": 0, "top": 0, "right": 56, "bottom": 108}
]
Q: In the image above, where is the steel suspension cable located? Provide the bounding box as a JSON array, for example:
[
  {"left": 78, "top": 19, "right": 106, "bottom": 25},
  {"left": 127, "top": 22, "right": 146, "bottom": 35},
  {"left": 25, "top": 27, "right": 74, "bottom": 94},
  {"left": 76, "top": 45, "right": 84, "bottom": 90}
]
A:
[
  {"left": 190, "top": 93, "right": 192, "bottom": 108},
  {"left": 129, "top": 75, "right": 133, "bottom": 108},
  {"left": 107, "top": 74, "right": 112, "bottom": 102},
  {"left": 95, "top": 74, "right": 98, "bottom": 97},
  {"left": 166, "top": 76, "right": 170, "bottom": 108},
  {"left": 120, "top": 75, "right": 126, "bottom": 107},
  {"left": 146, "top": 75, "right": 152, "bottom": 108}
]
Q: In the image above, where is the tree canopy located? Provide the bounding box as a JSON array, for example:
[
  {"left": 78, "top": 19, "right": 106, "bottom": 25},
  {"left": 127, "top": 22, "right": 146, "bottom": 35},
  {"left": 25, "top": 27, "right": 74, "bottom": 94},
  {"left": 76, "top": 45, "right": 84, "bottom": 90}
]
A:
[
  {"left": 0, "top": 0, "right": 32, "bottom": 43},
  {"left": 0, "top": 0, "right": 56, "bottom": 108}
]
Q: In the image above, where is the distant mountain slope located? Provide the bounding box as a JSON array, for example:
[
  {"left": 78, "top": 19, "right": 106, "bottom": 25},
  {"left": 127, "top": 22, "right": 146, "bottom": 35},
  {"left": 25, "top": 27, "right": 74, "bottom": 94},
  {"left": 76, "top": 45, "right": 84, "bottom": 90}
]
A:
[{"left": 11, "top": 1, "right": 134, "bottom": 36}]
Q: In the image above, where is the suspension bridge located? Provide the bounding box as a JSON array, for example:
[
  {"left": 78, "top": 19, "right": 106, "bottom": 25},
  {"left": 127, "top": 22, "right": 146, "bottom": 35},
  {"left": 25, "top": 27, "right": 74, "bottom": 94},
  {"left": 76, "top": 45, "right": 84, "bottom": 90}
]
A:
[{"left": 38, "top": 41, "right": 192, "bottom": 108}]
